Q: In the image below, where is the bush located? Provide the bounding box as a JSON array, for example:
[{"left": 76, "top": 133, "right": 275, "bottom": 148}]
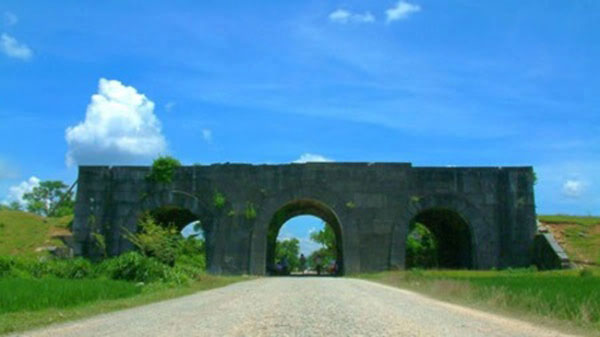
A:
[
  {"left": 147, "top": 156, "right": 181, "bottom": 183},
  {"left": 213, "top": 191, "right": 226, "bottom": 209},
  {"left": 96, "top": 252, "right": 174, "bottom": 283},
  {"left": 124, "top": 215, "right": 179, "bottom": 266}
]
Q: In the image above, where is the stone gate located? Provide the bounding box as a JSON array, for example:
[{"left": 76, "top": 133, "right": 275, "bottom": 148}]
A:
[{"left": 72, "top": 163, "right": 537, "bottom": 274}]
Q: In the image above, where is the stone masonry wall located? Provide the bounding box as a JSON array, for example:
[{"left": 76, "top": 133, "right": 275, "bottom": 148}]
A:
[{"left": 72, "top": 163, "right": 537, "bottom": 275}]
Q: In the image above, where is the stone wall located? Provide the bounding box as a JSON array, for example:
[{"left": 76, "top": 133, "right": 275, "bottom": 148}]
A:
[{"left": 72, "top": 163, "right": 537, "bottom": 274}]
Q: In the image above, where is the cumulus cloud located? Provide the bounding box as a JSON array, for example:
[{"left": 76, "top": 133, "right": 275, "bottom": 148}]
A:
[
  {"left": 0, "top": 33, "right": 32, "bottom": 60},
  {"left": 562, "top": 179, "right": 585, "bottom": 198},
  {"left": 2, "top": 176, "right": 39, "bottom": 205},
  {"left": 386, "top": 1, "right": 421, "bottom": 23},
  {"left": 3, "top": 12, "right": 18, "bottom": 26},
  {"left": 201, "top": 129, "right": 212, "bottom": 143},
  {"left": 329, "top": 9, "right": 375, "bottom": 24},
  {"left": 65, "top": 78, "right": 167, "bottom": 166},
  {"left": 293, "top": 153, "right": 333, "bottom": 163}
]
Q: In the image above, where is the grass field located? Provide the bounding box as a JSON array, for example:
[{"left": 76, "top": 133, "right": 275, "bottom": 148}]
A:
[
  {"left": 360, "top": 269, "right": 600, "bottom": 335},
  {"left": 0, "top": 275, "right": 248, "bottom": 334},
  {"left": 538, "top": 214, "right": 600, "bottom": 266},
  {"left": 0, "top": 210, "right": 72, "bottom": 257},
  {"left": 0, "top": 278, "right": 141, "bottom": 314}
]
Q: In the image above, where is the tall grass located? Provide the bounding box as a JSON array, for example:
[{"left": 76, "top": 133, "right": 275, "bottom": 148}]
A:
[
  {"left": 361, "top": 269, "right": 600, "bottom": 331},
  {"left": 0, "top": 278, "right": 141, "bottom": 314}
]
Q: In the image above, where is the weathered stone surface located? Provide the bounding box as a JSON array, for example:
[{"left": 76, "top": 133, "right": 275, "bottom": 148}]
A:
[{"left": 73, "top": 163, "right": 538, "bottom": 274}]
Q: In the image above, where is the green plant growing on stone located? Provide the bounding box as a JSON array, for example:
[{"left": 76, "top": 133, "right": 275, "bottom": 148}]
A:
[
  {"left": 410, "top": 196, "right": 421, "bottom": 203},
  {"left": 147, "top": 156, "right": 181, "bottom": 183},
  {"left": 213, "top": 191, "right": 226, "bottom": 209},
  {"left": 345, "top": 201, "right": 356, "bottom": 209},
  {"left": 227, "top": 209, "right": 236, "bottom": 217},
  {"left": 245, "top": 202, "right": 257, "bottom": 220}
]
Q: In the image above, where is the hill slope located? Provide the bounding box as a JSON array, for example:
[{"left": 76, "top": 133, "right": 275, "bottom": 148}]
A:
[
  {"left": 538, "top": 214, "right": 600, "bottom": 266},
  {"left": 0, "top": 210, "right": 72, "bottom": 257}
]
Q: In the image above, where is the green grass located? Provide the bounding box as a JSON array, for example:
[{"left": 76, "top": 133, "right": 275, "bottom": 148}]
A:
[
  {"left": 538, "top": 214, "right": 600, "bottom": 265},
  {"left": 0, "top": 278, "right": 141, "bottom": 314},
  {"left": 0, "top": 275, "right": 249, "bottom": 334},
  {"left": 538, "top": 214, "right": 600, "bottom": 227},
  {"left": 0, "top": 210, "right": 72, "bottom": 257},
  {"left": 359, "top": 269, "right": 600, "bottom": 335}
]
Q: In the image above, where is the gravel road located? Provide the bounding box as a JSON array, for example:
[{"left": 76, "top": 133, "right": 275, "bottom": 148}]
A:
[{"left": 11, "top": 277, "right": 579, "bottom": 337}]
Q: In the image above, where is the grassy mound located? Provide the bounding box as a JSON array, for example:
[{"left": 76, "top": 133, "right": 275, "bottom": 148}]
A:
[
  {"left": 538, "top": 215, "right": 600, "bottom": 266},
  {"left": 0, "top": 210, "right": 72, "bottom": 257}
]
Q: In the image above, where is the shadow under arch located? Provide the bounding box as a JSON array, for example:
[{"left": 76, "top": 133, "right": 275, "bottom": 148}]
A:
[
  {"left": 391, "top": 193, "right": 494, "bottom": 270},
  {"left": 266, "top": 199, "right": 344, "bottom": 275},
  {"left": 407, "top": 207, "right": 473, "bottom": 269}
]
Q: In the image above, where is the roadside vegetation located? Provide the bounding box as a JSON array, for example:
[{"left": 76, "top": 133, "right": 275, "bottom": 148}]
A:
[
  {"left": 0, "top": 159, "right": 248, "bottom": 334},
  {"left": 360, "top": 269, "right": 599, "bottom": 335},
  {"left": 0, "top": 210, "right": 246, "bottom": 334}
]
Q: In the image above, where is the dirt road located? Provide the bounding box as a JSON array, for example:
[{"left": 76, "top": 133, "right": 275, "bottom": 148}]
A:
[{"left": 10, "top": 277, "right": 579, "bottom": 337}]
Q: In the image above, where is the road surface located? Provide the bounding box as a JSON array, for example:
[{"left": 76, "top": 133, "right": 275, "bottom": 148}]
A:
[{"left": 10, "top": 277, "right": 579, "bottom": 337}]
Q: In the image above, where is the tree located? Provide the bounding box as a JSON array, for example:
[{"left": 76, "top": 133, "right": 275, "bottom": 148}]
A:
[
  {"left": 309, "top": 223, "right": 337, "bottom": 262},
  {"left": 22, "top": 180, "right": 74, "bottom": 217},
  {"left": 8, "top": 201, "right": 22, "bottom": 211},
  {"left": 275, "top": 238, "right": 300, "bottom": 271},
  {"left": 406, "top": 222, "right": 438, "bottom": 268}
]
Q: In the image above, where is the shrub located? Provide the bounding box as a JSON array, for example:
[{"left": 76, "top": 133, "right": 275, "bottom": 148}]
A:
[
  {"left": 147, "top": 156, "right": 181, "bottom": 183},
  {"left": 245, "top": 202, "right": 257, "bottom": 220},
  {"left": 213, "top": 191, "right": 226, "bottom": 209},
  {"left": 123, "top": 215, "right": 179, "bottom": 266},
  {"left": 96, "top": 252, "right": 173, "bottom": 283}
]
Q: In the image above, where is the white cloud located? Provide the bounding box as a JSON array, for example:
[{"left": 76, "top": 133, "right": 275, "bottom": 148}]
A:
[
  {"left": 386, "top": 1, "right": 421, "bottom": 23},
  {"left": 293, "top": 153, "right": 333, "bottom": 163},
  {"left": 201, "top": 129, "right": 212, "bottom": 143},
  {"left": 329, "top": 9, "right": 375, "bottom": 24},
  {"left": 0, "top": 33, "right": 32, "bottom": 60},
  {"left": 2, "top": 176, "right": 39, "bottom": 205},
  {"left": 65, "top": 78, "right": 167, "bottom": 166},
  {"left": 562, "top": 179, "right": 585, "bottom": 198},
  {"left": 3, "top": 12, "right": 18, "bottom": 26}
]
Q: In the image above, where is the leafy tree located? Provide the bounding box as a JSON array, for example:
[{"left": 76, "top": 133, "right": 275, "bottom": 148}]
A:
[
  {"left": 22, "top": 180, "right": 74, "bottom": 217},
  {"left": 309, "top": 223, "right": 337, "bottom": 261},
  {"left": 0, "top": 201, "right": 21, "bottom": 211},
  {"left": 8, "top": 201, "right": 22, "bottom": 211},
  {"left": 275, "top": 238, "right": 300, "bottom": 271},
  {"left": 406, "top": 222, "right": 438, "bottom": 268}
]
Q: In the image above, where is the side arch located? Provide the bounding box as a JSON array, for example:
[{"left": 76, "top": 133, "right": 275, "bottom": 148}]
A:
[
  {"left": 390, "top": 193, "right": 497, "bottom": 270},
  {"left": 112, "top": 189, "right": 217, "bottom": 268}
]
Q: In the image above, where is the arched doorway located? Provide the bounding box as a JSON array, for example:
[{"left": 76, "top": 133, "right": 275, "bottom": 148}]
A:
[
  {"left": 405, "top": 208, "right": 473, "bottom": 269},
  {"left": 265, "top": 199, "right": 344, "bottom": 275}
]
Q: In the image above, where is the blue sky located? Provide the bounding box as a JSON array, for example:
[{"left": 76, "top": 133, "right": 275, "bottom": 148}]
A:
[{"left": 1, "top": 1, "right": 598, "bottom": 252}]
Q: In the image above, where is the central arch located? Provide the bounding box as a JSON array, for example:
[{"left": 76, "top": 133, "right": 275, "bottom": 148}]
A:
[{"left": 265, "top": 199, "right": 344, "bottom": 275}]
